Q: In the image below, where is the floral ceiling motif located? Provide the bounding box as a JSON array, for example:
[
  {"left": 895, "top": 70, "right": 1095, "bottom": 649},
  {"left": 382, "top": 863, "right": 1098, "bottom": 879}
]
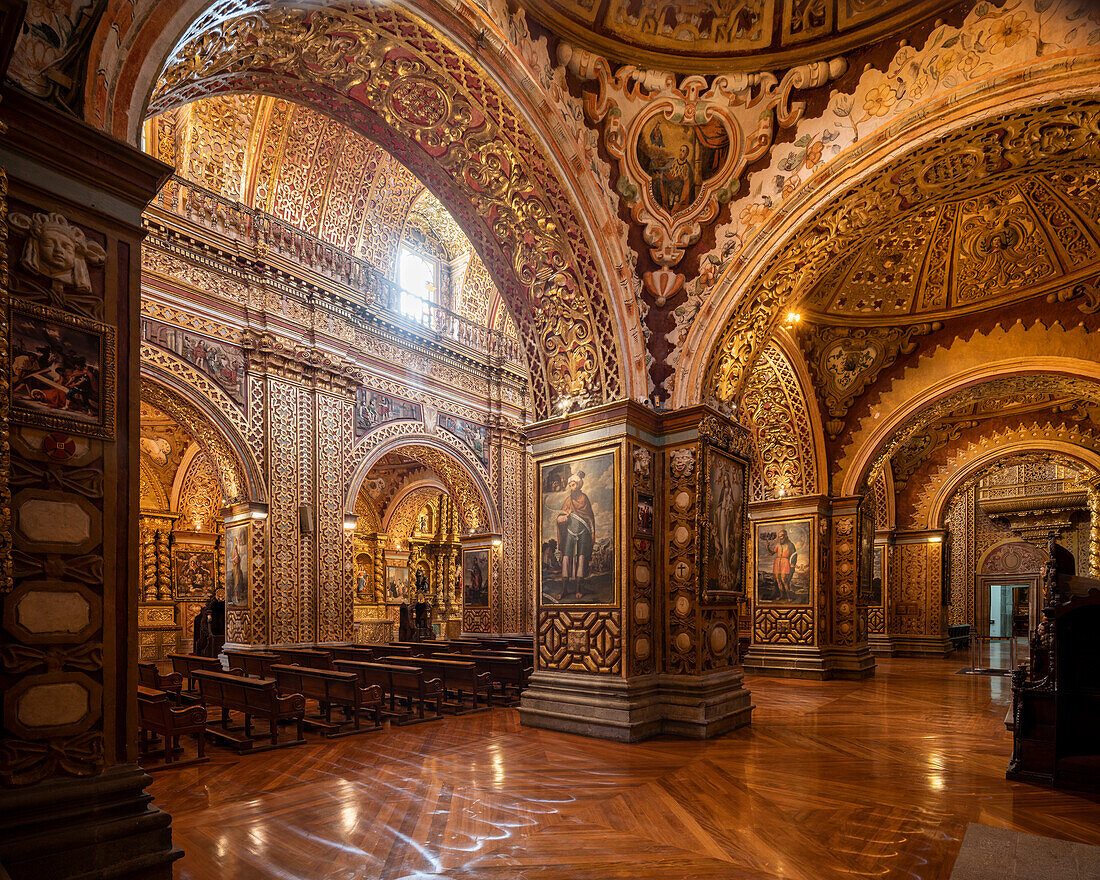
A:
[
  {"left": 524, "top": 0, "right": 957, "bottom": 74},
  {"left": 149, "top": 3, "right": 626, "bottom": 418}
]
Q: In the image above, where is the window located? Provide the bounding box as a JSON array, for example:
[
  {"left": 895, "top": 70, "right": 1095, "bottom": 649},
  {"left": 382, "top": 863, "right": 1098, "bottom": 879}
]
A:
[{"left": 398, "top": 244, "right": 436, "bottom": 323}]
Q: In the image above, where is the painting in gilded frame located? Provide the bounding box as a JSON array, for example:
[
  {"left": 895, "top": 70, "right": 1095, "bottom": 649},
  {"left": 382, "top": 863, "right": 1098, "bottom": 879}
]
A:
[
  {"left": 225, "top": 524, "right": 250, "bottom": 608},
  {"left": 857, "top": 499, "right": 875, "bottom": 602},
  {"left": 10, "top": 302, "right": 115, "bottom": 439},
  {"left": 871, "top": 544, "right": 884, "bottom": 607},
  {"left": 462, "top": 548, "right": 490, "bottom": 608},
  {"left": 175, "top": 548, "right": 216, "bottom": 600},
  {"left": 703, "top": 448, "right": 746, "bottom": 597},
  {"left": 385, "top": 565, "right": 410, "bottom": 602},
  {"left": 539, "top": 448, "right": 617, "bottom": 606},
  {"left": 754, "top": 518, "right": 813, "bottom": 606}
]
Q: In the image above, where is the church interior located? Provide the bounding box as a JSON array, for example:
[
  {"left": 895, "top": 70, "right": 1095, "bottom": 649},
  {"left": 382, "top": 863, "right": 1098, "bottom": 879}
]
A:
[{"left": 1, "top": 0, "right": 1100, "bottom": 877}]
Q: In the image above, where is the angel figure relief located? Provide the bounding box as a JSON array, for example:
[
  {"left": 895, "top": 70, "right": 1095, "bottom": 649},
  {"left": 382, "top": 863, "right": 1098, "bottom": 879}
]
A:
[{"left": 9, "top": 212, "right": 106, "bottom": 293}]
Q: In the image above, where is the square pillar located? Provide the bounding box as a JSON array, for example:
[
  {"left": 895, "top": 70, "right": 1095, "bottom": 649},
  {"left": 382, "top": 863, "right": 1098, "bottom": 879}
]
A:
[
  {"left": 519, "top": 402, "right": 753, "bottom": 741},
  {"left": 888, "top": 530, "right": 953, "bottom": 657}
]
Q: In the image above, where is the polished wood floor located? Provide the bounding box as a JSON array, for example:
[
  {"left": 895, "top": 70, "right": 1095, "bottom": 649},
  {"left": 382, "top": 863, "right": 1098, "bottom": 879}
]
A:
[{"left": 149, "top": 656, "right": 1100, "bottom": 879}]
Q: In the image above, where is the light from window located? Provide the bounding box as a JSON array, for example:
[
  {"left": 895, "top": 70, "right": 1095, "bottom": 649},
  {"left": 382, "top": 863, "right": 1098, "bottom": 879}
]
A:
[{"left": 398, "top": 245, "right": 435, "bottom": 323}]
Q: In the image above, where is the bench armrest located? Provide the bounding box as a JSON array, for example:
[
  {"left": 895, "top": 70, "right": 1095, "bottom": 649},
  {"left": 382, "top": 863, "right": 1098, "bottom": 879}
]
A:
[
  {"left": 168, "top": 705, "right": 207, "bottom": 725},
  {"left": 422, "top": 677, "right": 443, "bottom": 696},
  {"left": 359, "top": 684, "right": 384, "bottom": 705},
  {"left": 275, "top": 693, "right": 306, "bottom": 714}
]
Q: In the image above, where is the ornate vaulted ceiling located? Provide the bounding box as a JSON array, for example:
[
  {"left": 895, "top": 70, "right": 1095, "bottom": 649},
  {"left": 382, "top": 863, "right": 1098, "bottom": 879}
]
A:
[
  {"left": 146, "top": 95, "right": 517, "bottom": 334},
  {"left": 526, "top": 0, "right": 958, "bottom": 73},
  {"left": 803, "top": 169, "right": 1100, "bottom": 322}
]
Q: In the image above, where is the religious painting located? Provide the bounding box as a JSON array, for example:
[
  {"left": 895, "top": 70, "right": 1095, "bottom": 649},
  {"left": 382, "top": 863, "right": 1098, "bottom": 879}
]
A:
[
  {"left": 857, "top": 501, "right": 875, "bottom": 602},
  {"left": 354, "top": 387, "right": 422, "bottom": 437},
  {"left": 603, "top": 0, "right": 772, "bottom": 52},
  {"left": 141, "top": 318, "right": 246, "bottom": 405},
  {"left": 10, "top": 302, "right": 115, "bottom": 439},
  {"left": 637, "top": 116, "right": 731, "bottom": 215},
  {"left": 635, "top": 493, "right": 654, "bottom": 537},
  {"left": 704, "top": 449, "right": 746, "bottom": 596},
  {"left": 225, "top": 524, "right": 250, "bottom": 608},
  {"left": 174, "top": 548, "right": 216, "bottom": 599},
  {"left": 871, "top": 544, "right": 884, "bottom": 607},
  {"left": 355, "top": 553, "right": 371, "bottom": 601},
  {"left": 386, "top": 565, "right": 410, "bottom": 602},
  {"left": 439, "top": 412, "right": 489, "bottom": 468},
  {"left": 462, "top": 548, "right": 490, "bottom": 608},
  {"left": 539, "top": 449, "right": 617, "bottom": 606},
  {"left": 754, "top": 518, "right": 813, "bottom": 605}
]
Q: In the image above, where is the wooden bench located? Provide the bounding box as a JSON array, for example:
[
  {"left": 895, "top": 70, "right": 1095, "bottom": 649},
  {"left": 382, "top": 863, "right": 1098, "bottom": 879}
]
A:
[
  {"left": 192, "top": 669, "right": 306, "bottom": 751},
  {"left": 138, "top": 685, "right": 207, "bottom": 766},
  {"left": 271, "top": 664, "right": 383, "bottom": 736},
  {"left": 456, "top": 653, "right": 531, "bottom": 704},
  {"left": 225, "top": 650, "right": 281, "bottom": 679},
  {"left": 333, "top": 660, "right": 443, "bottom": 724},
  {"left": 138, "top": 662, "right": 183, "bottom": 703},
  {"left": 327, "top": 645, "right": 377, "bottom": 663},
  {"left": 273, "top": 647, "right": 334, "bottom": 669},
  {"left": 379, "top": 656, "right": 491, "bottom": 714},
  {"left": 168, "top": 653, "right": 223, "bottom": 694}
]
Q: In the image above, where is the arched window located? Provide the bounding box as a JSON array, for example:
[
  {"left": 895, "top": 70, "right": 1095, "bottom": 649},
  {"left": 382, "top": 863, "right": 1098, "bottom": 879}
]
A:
[{"left": 398, "top": 244, "right": 436, "bottom": 323}]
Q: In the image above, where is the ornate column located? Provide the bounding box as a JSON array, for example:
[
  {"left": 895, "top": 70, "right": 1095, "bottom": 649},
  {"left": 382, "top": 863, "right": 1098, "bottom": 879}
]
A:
[
  {"left": 0, "top": 77, "right": 178, "bottom": 876},
  {"left": 1087, "top": 475, "right": 1100, "bottom": 577},
  {"left": 520, "top": 402, "right": 753, "bottom": 741},
  {"left": 890, "top": 529, "right": 953, "bottom": 656}
]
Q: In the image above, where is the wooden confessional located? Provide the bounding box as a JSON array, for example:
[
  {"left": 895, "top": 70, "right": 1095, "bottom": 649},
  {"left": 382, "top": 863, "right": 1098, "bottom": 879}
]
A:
[{"left": 1007, "top": 536, "right": 1100, "bottom": 793}]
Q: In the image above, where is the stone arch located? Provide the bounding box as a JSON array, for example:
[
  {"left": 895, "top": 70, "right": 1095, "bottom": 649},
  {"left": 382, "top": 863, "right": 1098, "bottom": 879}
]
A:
[
  {"left": 346, "top": 427, "right": 499, "bottom": 535},
  {"left": 677, "top": 58, "right": 1100, "bottom": 409},
  {"left": 140, "top": 374, "right": 265, "bottom": 505},
  {"left": 739, "top": 330, "right": 825, "bottom": 501},
  {"left": 833, "top": 321, "right": 1100, "bottom": 497},
  {"left": 921, "top": 432, "right": 1100, "bottom": 531},
  {"left": 94, "top": 0, "right": 647, "bottom": 419}
]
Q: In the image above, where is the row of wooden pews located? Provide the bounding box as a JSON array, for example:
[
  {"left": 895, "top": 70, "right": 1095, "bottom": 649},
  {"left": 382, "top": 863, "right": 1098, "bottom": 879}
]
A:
[{"left": 138, "top": 636, "right": 534, "bottom": 766}]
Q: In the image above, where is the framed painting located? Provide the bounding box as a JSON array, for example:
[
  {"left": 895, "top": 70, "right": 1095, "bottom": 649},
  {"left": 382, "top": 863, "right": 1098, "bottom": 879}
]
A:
[
  {"left": 871, "top": 544, "right": 884, "bottom": 607},
  {"left": 225, "top": 524, "right": 250, "bottom": 608},
  {"left": 702, "top": 447, "right": 746, "bottom": 599},
  {"left": 462, "top": 548, "right": 490, "bottom": 608},
  {"left": 385, "top": 565, "right": 409, "bottom": 602},
  {"left": 754, "top": 518, "right": 813, "bottom": 606},
  {"left": 10, "top": 302, "right": 116, "bottom": 439},
  {"left": 857, "top": 499, "right": 875, "bottom": 602},
  {"left": 174, "top": 548, "right": 216, "bottom": 600},
  {"left": 539, "top": 447, "right": 617, "bottom": 606},
  {"left": 635, "top": 493, "right": 654, "bottom": 537}
]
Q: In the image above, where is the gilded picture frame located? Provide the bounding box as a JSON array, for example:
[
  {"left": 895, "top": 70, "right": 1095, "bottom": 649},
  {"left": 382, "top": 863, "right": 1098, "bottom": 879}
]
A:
[
  {"left": 538, "top": 446, "right": 619, "bottom": 607},
  {"left": 462, "top": 548, "right": 490, "bottom": 608},
  {"left": 10, "top": 301, "right": 116, "bottom": 439},
  {"left": 699, "top": 445, "right": 747, "bottom": 601},
  {"left": 754, "top": 517, "right": 814, "bottom": 607}
]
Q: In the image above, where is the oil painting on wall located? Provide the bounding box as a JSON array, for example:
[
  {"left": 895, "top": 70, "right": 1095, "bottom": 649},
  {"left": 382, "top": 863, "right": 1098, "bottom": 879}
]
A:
[
  {"left": 540, "top": 450, "right": 616, "bottom": 606},
  {"left": 225, "top": 524, "right": 249, "bottom": 608},
  {"left": 871, "top": 544, "right": 884, "bottom": 606},
  {"left": 705, "top": 449, "right": 746, "bottom": 596},
  {"left": 462, "top": 548, "right": 490, "bottom": 608},
  {"left": 355, "top": 388, "right": 423, "bottom": 437},
  {"left": 142, "top": 318, "right": 245, "bottom": 405},
  {"left": 857, "top": 504, "right": 875, "bottom": 602},
  {"left": 386, "top": 565, "right": 410, "bottom": 602},
  {"left": 175, "top": 548, "right": 216, "bottom": 599},
  {"left": 755, "top": 518, "right": 813, "bottom": 605}
]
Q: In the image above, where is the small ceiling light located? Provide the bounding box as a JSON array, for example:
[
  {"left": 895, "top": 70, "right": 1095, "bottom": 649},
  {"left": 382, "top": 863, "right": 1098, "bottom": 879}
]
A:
[{"left": 786, "top": 311, "right": 801, "bottom": 324}]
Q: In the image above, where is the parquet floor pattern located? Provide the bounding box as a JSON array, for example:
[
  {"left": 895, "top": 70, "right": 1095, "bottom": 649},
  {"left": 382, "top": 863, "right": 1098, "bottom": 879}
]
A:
[{"left": 150, "top": 657, "right": 1100, "bottom": 879}]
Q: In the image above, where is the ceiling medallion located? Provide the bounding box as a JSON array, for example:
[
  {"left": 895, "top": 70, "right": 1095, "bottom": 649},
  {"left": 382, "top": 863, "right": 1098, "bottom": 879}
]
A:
[
  {"left": 386, "top": 76, "right": 449, "bottom": 129},
  {"left": 561, "top": 44, "right": 843, "bottom": 290}
]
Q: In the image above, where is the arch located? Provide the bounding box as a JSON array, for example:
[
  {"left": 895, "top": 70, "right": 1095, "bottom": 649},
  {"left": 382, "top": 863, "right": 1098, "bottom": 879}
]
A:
[
  {"left": 380, "top": 476, "right": 449, "bottom": 533},
  {"left": 834, "top": 323, "right": 1100, "bottom": 496},
  {"left": 346, "top": 427, "right": 500, "bottom": 535},
  {"left": 96, "top": 0, "right": 647, "bottom": 418},
  {"left": 923, "top": 437, "right": 1100, "bottom": 531},
  {"left": 977, "top": 539, "right": 1048, "bottom": 577},
  {"left": 676, "top": 57, "right": 1100, "bottom": 409},
  {"left": 140, "top": 373, "right": 266, "bottom": 505}
]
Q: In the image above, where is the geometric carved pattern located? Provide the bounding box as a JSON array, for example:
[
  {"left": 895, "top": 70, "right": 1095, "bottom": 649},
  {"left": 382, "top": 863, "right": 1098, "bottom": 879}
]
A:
[
  {"left": 753, "top": 608, "right": 815, "bottom": 645},
  {"left": 830, "top": 514, "right": 858, "bottom": 647},
  {"left": 537, "top": 609, "right": 622, "bottom": 675}
]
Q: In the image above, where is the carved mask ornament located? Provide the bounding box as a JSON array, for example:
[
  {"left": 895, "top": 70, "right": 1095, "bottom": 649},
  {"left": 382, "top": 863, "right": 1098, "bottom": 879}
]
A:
[{"left": 9, "top": 212, "right": 106, "bottom": 292}]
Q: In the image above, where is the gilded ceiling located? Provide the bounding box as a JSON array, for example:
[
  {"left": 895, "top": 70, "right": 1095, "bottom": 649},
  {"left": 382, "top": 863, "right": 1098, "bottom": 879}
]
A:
[
  {"left": 526, "top": 0, "right": 957, "bottom": 73},
  {"left": 803, "top": 170, "right": 1100, "bottom": 321},
  {"left": 147, "top": 95, "right": 513, "bottom": 329}
]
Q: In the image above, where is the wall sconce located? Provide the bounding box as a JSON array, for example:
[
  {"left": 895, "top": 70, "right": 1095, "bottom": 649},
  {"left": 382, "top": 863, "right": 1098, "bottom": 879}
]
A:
[
  {"left": 928, "top": 535, "right": 943, "bottom": 543},
  {"left": 492, "top": 537, "right": 502, "bottom": 548},
  {"left": 343, "top": 513, "right": 359, "bottom": 532},
  {"left": 251, "top": 509, "right": 268, "bottom": 521}
]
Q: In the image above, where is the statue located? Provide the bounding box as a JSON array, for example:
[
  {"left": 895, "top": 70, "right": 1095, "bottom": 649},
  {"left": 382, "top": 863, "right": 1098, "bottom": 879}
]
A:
[{"left": 9, "top": 212, "right": 106, "bottom": 292}]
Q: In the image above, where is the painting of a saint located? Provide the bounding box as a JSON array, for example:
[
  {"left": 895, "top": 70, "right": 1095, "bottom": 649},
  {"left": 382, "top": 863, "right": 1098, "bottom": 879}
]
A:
[
  {"left": 755, "top": 519, "right": 812, "bottom": 605},
  {"left": 871, "top": 544, "right": 884, "bottom": 607},
  {"left": 858, "top": 502, "right": 875, "bottom": 602},
  {"left": 386, "top": 565, "right": 410, "bottom": 602},
  {"left": 706, "top": 450, "right": 746, "bottom": 595},
  {"left": 463, "top": 548, "right": 490, "bottom": 608},
  {"left": 225, "top": 524, "right": 249, "bottom": 608},
  {"left": 540, "top": 451, "right": 616, "bottom": 605},
  {"left": 638, "top": 117, "right": 731, "bottom": 215},
  {"left": 174, "top": 549, "right": 215, "bottom": 599}
]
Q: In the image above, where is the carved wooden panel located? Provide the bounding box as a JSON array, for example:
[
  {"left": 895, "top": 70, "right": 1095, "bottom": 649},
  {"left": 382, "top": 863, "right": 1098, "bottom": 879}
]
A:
[
  {"left": 753, "top": 608, "right": 815, "bottom": 645},
  {"left": 538, "top": 609, "right": 622, "bottom": 675}
]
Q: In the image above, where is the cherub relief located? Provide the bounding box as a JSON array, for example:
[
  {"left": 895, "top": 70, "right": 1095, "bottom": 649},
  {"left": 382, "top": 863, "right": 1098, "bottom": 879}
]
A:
[{"left": 9, "top": 211, "right": 106, "bottom": 292}]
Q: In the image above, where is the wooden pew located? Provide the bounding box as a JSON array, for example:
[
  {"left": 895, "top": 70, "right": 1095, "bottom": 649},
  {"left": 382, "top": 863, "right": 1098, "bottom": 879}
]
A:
[
  {"left": 192, "top": 669, "right": 306, "bottom": 751},
  {"left": 273, "top": 647, "right": 334, "bottom": 669},
  {"left": 168, "top": 653, "right": 223, "bottom": 695},
  {"left": 138, "top": 662, "right": 183, "bottom": 703},
  {"left": 379, "top": 655, "right": 491, "bottom": 714},
  {"left": 466, "top": 653, "right": 531, "bottom": 703},
  {"left": 225, "top": 650, "right": 281, "bottom": 679},
  {"left": 138, "top": 686, "right": 208, "bottom": 767},
  {"left": 270, "top": 664, "right": 383, "bottom": 736},
  {"left": 326, "top": 645, "right": 376, "bottom": 663},
  {"left": 332, "top": 660, "right": 443, "bottom": 724}
]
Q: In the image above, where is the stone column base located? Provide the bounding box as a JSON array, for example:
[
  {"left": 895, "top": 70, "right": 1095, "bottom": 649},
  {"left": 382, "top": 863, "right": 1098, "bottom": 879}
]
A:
[
  {"left": 743, "top": 643, "right": 876, "bottom": 680},
  {"left": 868, "top": 633, "right": 894, "bottom": 655},
  {"left": 0, "top": 765, "right": 181, "bottom": 880},
  {"left": 876, "top": 634, "right": 954, "bottom": 657},
  {"left": 519, "top": 668, "right": 753, "bottom": 742}
]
